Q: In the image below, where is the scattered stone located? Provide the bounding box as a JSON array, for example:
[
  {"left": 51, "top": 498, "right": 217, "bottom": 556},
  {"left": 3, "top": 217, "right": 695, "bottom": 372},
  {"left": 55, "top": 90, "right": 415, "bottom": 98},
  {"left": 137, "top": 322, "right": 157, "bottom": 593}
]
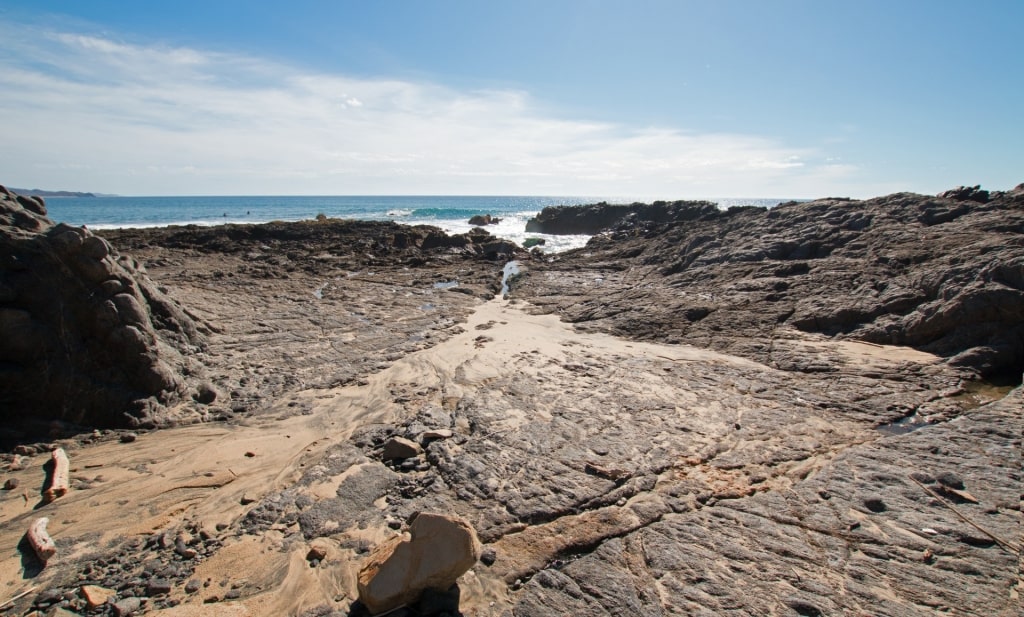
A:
[
  {"left": 34, "top": 588, "right": 63, "bottom": 607},
  {"left": 184, "top": 580, "right": 201, "bottom": 594},
  {"left": 145, "top": 578, "right": 172, "bottom": 596},
  {"left": 357, "top": 512, "right": 481, "bottom": 614},
  {"left": 420, "top": 428, "right": 453, "bottom": 442},
  {"left": 910, "top": 471, "right": 935, "bottom": 484},
  {"left": 115, "top": 597, "right": 144, "bottom": 615},
  {"left": 480, "top": 547, "right": 497, "bottom": 566},
  {"left": 80, "top": 585, "right": 116, "bottom": 609},
  {"left": 174, "top": 536, "right": 197, "bottom": 559},
  {"left": 382, "top": 437, "right": 423, "bottom": 461},
  {"left": 935, "top": 471, "right": 965, "bottom": 490},
  {"left": 3, "top": 478, "right": 18, "bottom": 490},
  {"left": 120, "top": 433, "right": 138, "bottom": 443}
]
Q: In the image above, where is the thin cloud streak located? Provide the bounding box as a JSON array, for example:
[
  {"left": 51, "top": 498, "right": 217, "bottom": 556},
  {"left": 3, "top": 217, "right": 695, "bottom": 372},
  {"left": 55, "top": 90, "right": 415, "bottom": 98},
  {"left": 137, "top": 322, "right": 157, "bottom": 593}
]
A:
[{"left": 0, "top": 22, "right": 863, "bottom": 197}]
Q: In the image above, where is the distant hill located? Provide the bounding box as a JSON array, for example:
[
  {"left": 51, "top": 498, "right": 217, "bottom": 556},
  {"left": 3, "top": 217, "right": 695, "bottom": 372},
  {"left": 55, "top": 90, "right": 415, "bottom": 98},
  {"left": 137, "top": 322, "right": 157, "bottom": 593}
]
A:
[{"left": 9, "top": 187, "right": 107, "bottom": 198}]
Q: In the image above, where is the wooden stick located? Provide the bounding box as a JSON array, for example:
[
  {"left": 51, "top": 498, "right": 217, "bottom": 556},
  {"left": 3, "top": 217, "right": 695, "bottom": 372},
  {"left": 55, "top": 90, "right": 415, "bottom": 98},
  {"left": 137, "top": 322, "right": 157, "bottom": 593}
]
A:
[
  {"left": 27, "top": 517, "right": 57, "bottom": 563},
  {"left": 907, "top": 474, "right": 1020, "bottom": 554},
  {"left": 43, "top": 448, "right": 69, "bottom": 503},
  {"left": 0, "top": 585, "right": 37, "bottom": 610}
]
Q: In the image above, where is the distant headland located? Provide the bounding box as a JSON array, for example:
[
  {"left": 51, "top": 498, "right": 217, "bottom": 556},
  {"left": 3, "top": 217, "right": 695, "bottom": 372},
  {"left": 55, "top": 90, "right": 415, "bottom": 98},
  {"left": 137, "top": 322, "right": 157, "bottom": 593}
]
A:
[{"left": 9, "top": 187, "right": 113, "bottom": 198}]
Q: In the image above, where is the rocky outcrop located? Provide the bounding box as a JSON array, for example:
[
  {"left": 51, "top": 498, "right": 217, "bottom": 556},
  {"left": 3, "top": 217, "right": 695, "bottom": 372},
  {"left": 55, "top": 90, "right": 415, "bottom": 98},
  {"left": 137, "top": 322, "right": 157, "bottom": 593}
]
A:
[
  {"left": 0, "top": 185, "right": 206, "bottom": 432},
  {"left": 525, "top": 200, "right": 720, "bottom": 235},
  {"left": 1, "top": 184, "right": 1018, "bottom": 617},
  {"left": 516, "top": 184, "right": 1024, "bottom": 379},
  {"left": 104, "top": 219, "right": 525, "bottom": 268},
  {"left": 937, "top": 184, "right": 990, "bottom": 203},
  {"left": 467, "top": 214, "right": 501, "bottom": 226},
  {"left": 357, "top": 512, "right": 481, "bottom": 614}
]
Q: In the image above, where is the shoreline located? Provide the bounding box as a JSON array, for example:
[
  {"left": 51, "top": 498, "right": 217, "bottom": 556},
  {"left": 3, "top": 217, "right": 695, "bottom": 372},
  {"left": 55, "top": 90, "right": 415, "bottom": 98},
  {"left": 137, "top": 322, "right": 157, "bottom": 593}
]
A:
[{"left": 1, "top": 186, "right": 1021, "bottom": 616}]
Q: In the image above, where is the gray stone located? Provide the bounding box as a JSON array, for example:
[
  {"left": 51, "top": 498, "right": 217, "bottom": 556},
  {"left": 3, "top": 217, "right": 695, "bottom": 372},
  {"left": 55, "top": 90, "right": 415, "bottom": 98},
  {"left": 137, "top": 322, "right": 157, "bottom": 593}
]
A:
[
  {"left": 111, "top": 596, "right": 142, "bottom": 616},
  {"left": 382, "top": 436, "right": 423, "bottom": 461},
  {"left": 145, "top": 578, "right": 172, "bottom": 596}
]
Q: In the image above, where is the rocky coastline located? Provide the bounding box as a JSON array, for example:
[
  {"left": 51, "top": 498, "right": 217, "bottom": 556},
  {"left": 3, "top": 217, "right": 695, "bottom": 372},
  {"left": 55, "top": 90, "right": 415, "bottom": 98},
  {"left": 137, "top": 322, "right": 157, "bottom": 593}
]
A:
[{"left": 0, "top": 184, "right": 1020, "bottom": 616}]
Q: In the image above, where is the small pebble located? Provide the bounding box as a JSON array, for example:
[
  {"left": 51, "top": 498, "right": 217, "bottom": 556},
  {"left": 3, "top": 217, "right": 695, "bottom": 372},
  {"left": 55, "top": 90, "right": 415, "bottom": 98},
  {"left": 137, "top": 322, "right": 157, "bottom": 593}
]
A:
[
  {"left": 935, "top": 471, "right": 965, "bottom": 490},
  {"left": 480, "top": 548, "right": 497, "bottom": 566}
]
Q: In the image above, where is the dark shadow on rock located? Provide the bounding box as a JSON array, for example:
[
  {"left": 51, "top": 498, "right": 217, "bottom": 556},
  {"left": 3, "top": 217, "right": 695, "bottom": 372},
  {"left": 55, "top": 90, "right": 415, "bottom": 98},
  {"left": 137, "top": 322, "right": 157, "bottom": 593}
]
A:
[
  {"left": 32, "top": 455, "right": 54, "bottom": 510},
  {"left": 345, "top": 584, "right": 464, "bottom": 617},
  {"left": 17, "top": 534, "right": 45, "bottom": 579}
]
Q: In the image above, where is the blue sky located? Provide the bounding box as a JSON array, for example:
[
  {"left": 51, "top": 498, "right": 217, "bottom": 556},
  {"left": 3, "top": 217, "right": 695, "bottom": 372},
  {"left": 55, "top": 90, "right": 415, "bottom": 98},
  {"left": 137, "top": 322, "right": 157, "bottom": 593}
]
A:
[{"left": 1, "top": 1, "right": 1020, "bottom": 198}]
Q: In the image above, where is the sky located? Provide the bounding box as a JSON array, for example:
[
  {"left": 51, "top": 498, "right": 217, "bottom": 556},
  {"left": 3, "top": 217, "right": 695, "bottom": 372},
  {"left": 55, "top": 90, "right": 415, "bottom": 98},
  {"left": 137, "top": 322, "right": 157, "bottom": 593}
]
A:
[{"left": 0, "top": 1, "right": 1021, "bottom": 198}]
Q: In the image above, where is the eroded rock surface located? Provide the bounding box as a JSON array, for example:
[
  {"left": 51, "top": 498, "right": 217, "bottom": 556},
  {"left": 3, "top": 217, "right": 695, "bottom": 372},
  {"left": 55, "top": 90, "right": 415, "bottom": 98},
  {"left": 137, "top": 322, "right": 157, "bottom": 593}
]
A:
[
  {"left": 520, "top": 185, "right": 1024, "bottom": 379},
  {"left": 1, "top": 185, "right": 1018, "bottom": 617},
  {"left": 97, "top": 220, "right": 522, "bottom": 424}
]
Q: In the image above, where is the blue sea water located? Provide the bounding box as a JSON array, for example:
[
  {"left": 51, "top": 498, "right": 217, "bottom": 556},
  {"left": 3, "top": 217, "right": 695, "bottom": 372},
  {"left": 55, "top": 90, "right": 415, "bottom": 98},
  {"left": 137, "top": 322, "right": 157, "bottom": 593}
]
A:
[{"left": 42, "top": 195, "right": 791, "bottom": 253}]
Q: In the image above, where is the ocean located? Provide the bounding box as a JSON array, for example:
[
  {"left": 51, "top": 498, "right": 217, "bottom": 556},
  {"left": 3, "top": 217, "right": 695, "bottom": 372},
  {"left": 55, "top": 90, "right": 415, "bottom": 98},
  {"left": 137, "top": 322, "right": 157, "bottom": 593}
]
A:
[{"left": 42, "top": 195, "right": 792, "bottom": 253}]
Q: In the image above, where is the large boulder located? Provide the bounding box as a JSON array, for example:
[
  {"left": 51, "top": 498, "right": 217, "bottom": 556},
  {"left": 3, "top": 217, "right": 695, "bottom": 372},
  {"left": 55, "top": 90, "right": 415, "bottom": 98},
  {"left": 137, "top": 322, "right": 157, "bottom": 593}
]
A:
[
  {"left": 0, "top": 185, "right": 206, "bottom": 432},
  {"left": 357, "top": 512, "right": 482, "bottom": 614}
]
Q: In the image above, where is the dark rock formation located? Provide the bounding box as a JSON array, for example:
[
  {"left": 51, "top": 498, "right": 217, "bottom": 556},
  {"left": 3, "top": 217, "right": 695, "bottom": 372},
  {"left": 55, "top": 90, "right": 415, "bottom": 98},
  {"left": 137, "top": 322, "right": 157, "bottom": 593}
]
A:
[
  {"left": 0, "top": 185, "right": 206, "bottom": 431},
  {"left": 937, "top": 184, "right": 990, "bottom": 203},
  {"left": 468, "top": 214, "right": 501, "bottom": 226},
  {"left": 103, "top": 219, "right": 523, "bottom": 267},
  {"left": 516, "top": 185, "right": 1024, "bottom": 379},
  {"left": 525, "top": 200, "right": 720, "bottom": 235}
]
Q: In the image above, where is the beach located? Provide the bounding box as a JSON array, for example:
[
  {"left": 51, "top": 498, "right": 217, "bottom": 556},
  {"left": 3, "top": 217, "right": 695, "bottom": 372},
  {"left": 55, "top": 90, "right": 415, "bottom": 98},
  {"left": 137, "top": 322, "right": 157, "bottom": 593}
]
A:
[{"left": 1, "top": 186, "right": 1021, "bottom": 616}]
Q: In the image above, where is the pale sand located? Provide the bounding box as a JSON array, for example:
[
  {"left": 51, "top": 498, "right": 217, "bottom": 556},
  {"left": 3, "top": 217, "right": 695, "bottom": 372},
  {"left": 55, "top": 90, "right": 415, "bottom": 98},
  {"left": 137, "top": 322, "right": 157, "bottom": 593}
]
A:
[{"left": 0, "top": 297, "right": 943, "bottom": 616}]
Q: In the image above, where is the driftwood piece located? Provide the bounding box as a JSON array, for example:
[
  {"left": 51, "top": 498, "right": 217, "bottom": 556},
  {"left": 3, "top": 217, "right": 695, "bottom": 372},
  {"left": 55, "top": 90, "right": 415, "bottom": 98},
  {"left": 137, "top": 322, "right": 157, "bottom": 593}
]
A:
[
  {"left": 27, "top": 517, "right": 57, "bottom": 562},
  {"left": 0, "top": 586, "right": 37, "bottom": 610},
  {"left": 43, "top": 448, "right": 69, "bottom": 503}
]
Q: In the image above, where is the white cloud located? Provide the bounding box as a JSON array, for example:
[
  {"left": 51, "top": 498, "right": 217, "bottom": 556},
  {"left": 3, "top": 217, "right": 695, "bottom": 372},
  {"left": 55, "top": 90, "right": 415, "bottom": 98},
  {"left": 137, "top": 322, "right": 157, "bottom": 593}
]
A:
[{"left": 0, "top": 21, "right": 865, "bottom": 197}]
